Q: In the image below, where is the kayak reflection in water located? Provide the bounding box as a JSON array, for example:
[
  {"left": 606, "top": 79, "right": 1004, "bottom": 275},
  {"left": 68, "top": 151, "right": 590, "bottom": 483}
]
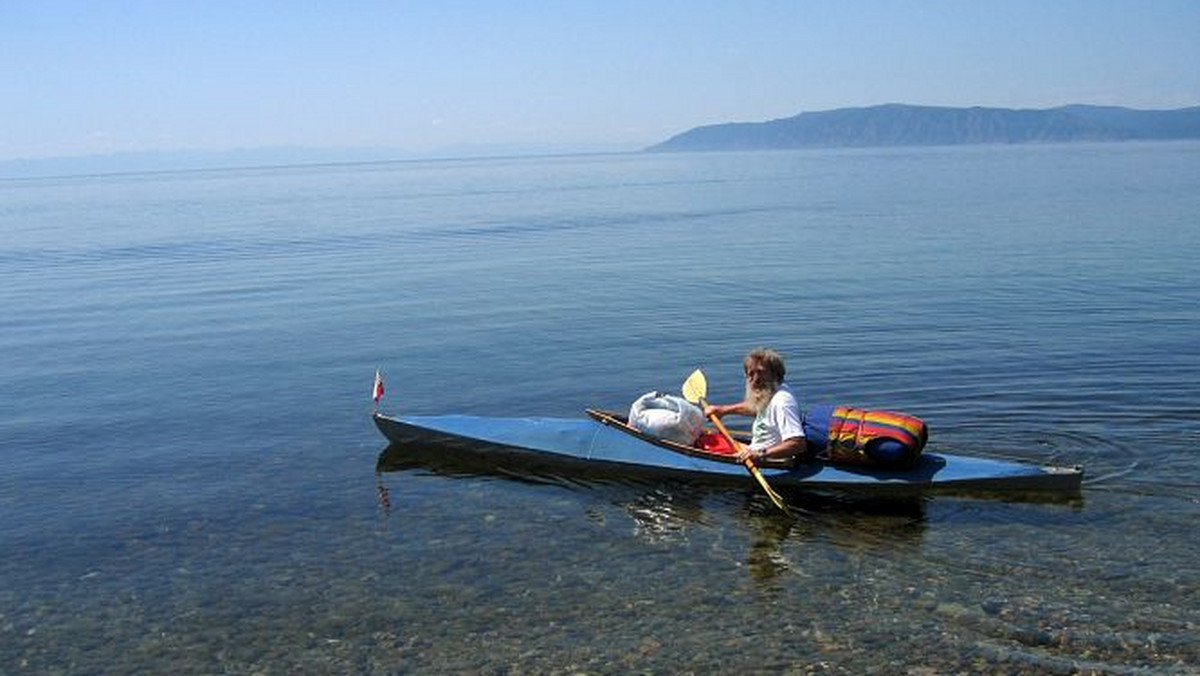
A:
[{"left": 704, "top": 348, "right": 808, "bottom": 464}]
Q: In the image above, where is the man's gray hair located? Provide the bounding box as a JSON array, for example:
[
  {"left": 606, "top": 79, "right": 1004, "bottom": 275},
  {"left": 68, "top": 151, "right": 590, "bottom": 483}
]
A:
[{"left": 744, "top": 348, "right": 786, "bottom": 385}]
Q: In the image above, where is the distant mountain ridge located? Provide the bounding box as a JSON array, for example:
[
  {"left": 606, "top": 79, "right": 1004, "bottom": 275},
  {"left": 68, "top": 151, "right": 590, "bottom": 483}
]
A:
[{"left": 647, "top": 104, "right": 1200, "bottom": 152}]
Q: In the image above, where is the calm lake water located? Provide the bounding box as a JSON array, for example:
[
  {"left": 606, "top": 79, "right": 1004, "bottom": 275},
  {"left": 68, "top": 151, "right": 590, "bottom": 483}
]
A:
[{"left": 2, "top": 144, "right": 1198, "bottom": 674}]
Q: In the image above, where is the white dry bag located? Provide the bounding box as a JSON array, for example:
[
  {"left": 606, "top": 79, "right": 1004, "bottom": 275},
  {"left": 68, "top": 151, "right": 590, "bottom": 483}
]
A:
[{"left": 628, "top": 391, "right": 705, "bottom": 445}]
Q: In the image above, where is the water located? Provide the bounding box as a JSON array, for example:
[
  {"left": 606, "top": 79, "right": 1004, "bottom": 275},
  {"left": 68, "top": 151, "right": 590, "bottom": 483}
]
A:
[{"left": 2, "top": 144, "right": 1198, "bottom": 674}]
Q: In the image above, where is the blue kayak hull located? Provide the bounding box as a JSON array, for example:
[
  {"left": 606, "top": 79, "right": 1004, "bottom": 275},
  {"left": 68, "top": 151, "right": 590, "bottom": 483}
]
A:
[{"left": 372, "top": 412, "right": 1083, "bottom": 494}]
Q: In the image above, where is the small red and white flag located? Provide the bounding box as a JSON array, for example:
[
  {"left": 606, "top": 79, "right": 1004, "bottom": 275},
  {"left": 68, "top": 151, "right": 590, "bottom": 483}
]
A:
[{"left": 372, "top": 369, "right": 385, "bottom": 404}]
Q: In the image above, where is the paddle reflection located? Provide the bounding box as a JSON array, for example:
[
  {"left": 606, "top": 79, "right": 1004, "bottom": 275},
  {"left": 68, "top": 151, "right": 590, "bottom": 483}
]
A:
[
  {"left": 610, "top": 486, "right": 928, "bottom": 587},
  {"left": 756, "top": 493, "right": 928, "bottom": 586},
  {"left": 746, "top": 513, "right": 796, "bottom": 585}
]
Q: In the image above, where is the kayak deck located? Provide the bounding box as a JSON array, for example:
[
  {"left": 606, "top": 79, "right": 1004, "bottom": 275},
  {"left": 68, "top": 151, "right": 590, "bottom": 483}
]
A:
[{"left": 372, "top": 411, "right": 1083, "bottom": 495}]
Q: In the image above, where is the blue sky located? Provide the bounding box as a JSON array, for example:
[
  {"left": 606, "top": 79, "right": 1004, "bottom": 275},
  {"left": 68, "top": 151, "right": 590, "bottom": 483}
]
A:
[{"left": 3, "top": 0, "right": 1198, "bottom": 160}]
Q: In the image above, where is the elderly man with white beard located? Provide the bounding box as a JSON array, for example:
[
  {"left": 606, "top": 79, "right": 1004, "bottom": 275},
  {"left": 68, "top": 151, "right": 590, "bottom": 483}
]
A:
[{"left": 703, "top": 348, "right": 808, "bottom": 464}]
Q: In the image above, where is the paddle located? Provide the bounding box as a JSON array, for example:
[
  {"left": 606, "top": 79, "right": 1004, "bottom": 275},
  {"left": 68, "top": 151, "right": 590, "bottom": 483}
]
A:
[{"left": 682, "top": 369, "right": 793, "bottom": 515}]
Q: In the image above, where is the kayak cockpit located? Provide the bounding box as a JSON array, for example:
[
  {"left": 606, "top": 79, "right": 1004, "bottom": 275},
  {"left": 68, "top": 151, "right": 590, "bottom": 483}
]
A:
[{"left": 585, "top": 408, "right": 794, "bottom": 469}]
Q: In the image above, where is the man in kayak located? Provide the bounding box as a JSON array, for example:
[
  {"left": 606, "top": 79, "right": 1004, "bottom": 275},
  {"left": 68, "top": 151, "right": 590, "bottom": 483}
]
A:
[{"left": 704, "top": 348, "right": 808, "bottom": 463}]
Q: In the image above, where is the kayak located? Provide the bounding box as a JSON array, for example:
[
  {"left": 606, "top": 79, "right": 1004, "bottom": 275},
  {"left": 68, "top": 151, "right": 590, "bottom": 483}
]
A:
[{"left": 372, "top": 409, "right": 1083, "bottom": 495}]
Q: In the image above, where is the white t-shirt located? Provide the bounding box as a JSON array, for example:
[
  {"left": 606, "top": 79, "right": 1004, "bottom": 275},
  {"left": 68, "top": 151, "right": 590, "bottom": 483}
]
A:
[{"left": 750, "top": 383, "right": 805, "bottom": 451}]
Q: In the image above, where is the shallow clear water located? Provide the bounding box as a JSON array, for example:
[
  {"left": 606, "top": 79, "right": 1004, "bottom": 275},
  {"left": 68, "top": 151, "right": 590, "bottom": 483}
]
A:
[{"left": 2, "top": 144, "right": 1198, "bottom": 674}]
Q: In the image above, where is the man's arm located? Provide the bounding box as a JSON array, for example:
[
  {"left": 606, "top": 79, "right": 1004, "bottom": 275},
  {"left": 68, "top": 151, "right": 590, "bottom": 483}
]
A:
[
  {"left": 705, "top": 401, "right": 756, "bottom": 418},
  {"left": 736, "top": 436, "right": 806, "bottom": 463},
  {"left": 753, "top": 436, "right": 806, "bottom": 461}
]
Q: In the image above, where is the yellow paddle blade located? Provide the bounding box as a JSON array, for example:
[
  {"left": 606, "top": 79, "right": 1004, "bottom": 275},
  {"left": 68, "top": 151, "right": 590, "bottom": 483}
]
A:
[{"left": 681, "top": 368, "right": 708, "bottom": 404}]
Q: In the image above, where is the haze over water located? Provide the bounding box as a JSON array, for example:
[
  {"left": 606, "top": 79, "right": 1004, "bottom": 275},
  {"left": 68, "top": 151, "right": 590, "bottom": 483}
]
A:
[{"left": 2, "top": 143, "right": 1198, "bottom": 673}]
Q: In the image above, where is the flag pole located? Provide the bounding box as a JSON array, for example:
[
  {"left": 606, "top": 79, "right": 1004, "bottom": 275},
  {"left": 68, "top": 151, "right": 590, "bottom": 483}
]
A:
[{"left": 372, "top": 369, "right": 385, "bottom": 414}]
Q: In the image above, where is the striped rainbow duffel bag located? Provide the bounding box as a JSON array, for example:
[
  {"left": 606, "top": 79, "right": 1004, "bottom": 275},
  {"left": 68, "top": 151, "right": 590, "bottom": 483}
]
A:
[{"left": 803, "top": 405, "right": 928, "bottom": 468}]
